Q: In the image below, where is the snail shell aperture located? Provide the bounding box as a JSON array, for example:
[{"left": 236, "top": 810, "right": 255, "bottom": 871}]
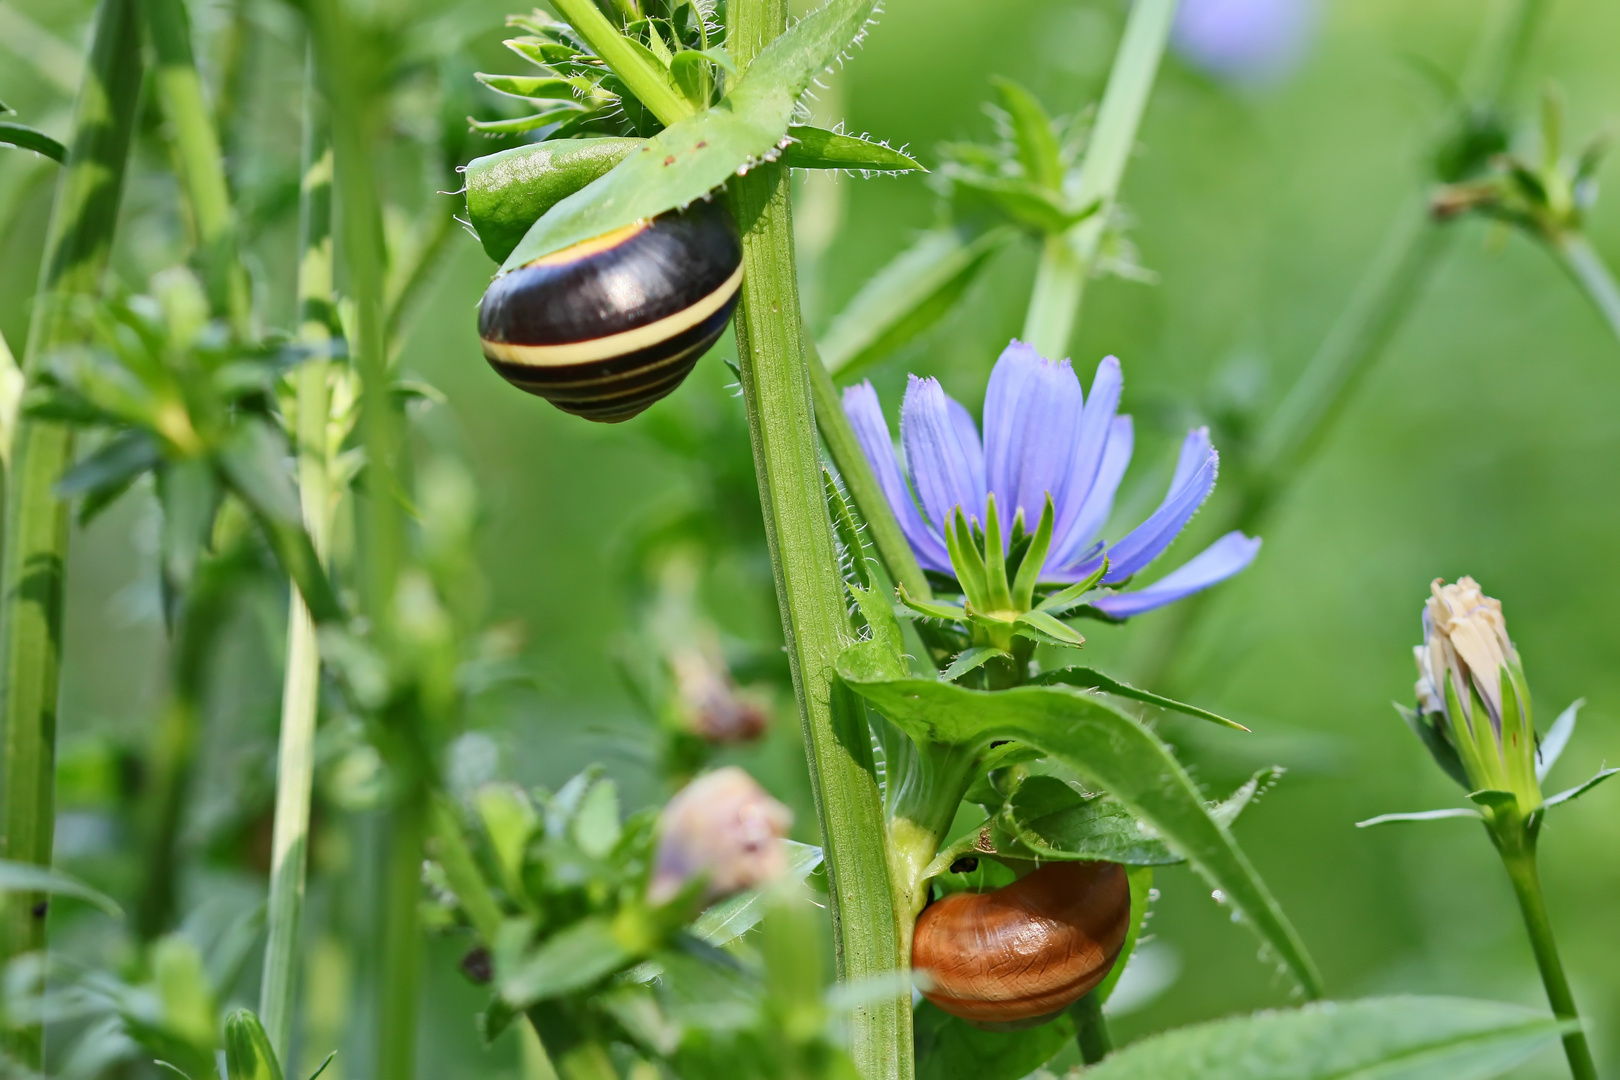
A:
[{"left": 912, "top": 860, "right": 1130, "bottom": 1025}]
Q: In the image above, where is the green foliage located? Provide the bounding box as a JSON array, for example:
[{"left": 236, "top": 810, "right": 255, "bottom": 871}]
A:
[
  {"left": 0, "top": 121, "right": 66, "bottom": 163},
  {"left": 0, "top": 858, "right": 122, "bottom": 917},
  {"left": 1078, "top": 997, "right": 1573, "bottom": 1080},
  {"left": 839, "top": 639, "right": 1323, "bottom": 997},
  {"left": 223, "top": 1010, "right": 284, "bottom": 1080},
  {"left": 913, "top": 1001, "right": 1073, "bottom": 1080}
]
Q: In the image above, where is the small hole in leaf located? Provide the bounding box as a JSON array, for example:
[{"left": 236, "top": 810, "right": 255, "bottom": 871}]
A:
[{"left": 949, "top": 856, "right": 979, "bottom": 874}]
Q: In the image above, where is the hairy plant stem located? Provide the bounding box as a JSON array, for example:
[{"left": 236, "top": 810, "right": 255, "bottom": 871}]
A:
[
  {"left": 305, "top": 2, "right": 415, "bottom": 1077},
  {"left": 1020, "top": 0, "right": 1178, "bottom": 358},
  {"left": 145, "top": 0, "right": 251, "bottom": 334},
  {"left": 808, "top": 353, "right": 932, "bottom": 600},
  {"left": 727, "top": 3, "right": 907, "bottom": 1075},
  {"left": 1494, "top": 828, "right": 1598, "bottom": 1080},
  {"left": 259, "top": 51, "right": 336, "bottom": 1063},
  {"left": 0, "top": 0, "right": 142, "bottom": 1063},
  {"left": 1070, "top": 989, "right": 1113, "bottom": 1064},
  {"left": 1553, "top": 232, "right": 1620, "bottom": 349}
]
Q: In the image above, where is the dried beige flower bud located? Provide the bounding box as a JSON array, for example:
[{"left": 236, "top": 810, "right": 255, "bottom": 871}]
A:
[{"left": 648, "top": 767, "right": 792, "bottom": 905}]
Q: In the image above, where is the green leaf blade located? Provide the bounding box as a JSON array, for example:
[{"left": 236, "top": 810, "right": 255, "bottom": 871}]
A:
[
  {"left": 0, "top": 120, "right": 66, "bottom": 163},
  {"left": 781, "top": 126, "right": 922, "bottom": 172},
  {"left": 0, "top": 858, "right": 122, "bottom": 916},
  {"left": 1080, "top": 996, "right": 1572, "bottom": 1080}
]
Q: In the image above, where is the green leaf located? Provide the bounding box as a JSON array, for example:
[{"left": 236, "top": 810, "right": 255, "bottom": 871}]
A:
[
  {"left": 0, "top": 120, "right": 66, "bottom": 163},
  {"left": 820, "top": 228, "right": 1011, "bottom": 380},
  {"left": 824, "top": 467, "right": 873, "bottom": 591},
  {"left": 223, "top": 1009, "right": 284, "bottom": 1080},
  {"left": 464, "top": 138, "right": 644, "bottom": 263},
  {"left": 0, "top": 858, "right": 122, "bottom": 916},
  {"left": 994, "top": 775, "right": 1182, "bottom": 866},
  {"left": 948, "top": 173, "right": 1097, "bottom": 235},
  {"left": 1541, "top": 767, "right": 1618, "bottom": 810},
  {"left": 1079, "top": 996, "right": 1572, "bottom": 1080},
  {"left": 496, "top": 916, "right": 635, "bottom": 1007},
  {"left": 1036, "top": 666, "right": 1250, "bottom": 732},
  {"left": 939, "top": 646, "right": 1009, "bottom": 683},
  {"left": 837, "top": 645, "right": 1322, "bottom": 996},
  {"left": 467, "top": 105, "right": 588, "bottom": 136},
  {"left": 990, "top": 78, "right": 1062, "bottom": 190},
  {"left": 218, "top": 419, "right": 342, "bottom": 622},
  {"left": 691, "top": 840, "right": 824, "bottom": 946},
  {"left": 1356, "top": 808, "right": 1482, "bottom": 828},
  {"left": 571, "top": 776, "right": 622, "bottom": 858},
  {"left": 1095, "top": 866, "right": 1153, "bottom": 1004},
  {"left": 500, "top": 0, "right": 884, "bottom": 270},
  {"left": 780, "top": 126, "right": 922, "bottom": 172},
  {"left": 914, "top": 1000, "right": 1073, "bottom": 1080},
  {"left": 56, "top": 429, "right": 161, "bottom": 523},
  {"left": 669, "top": 50, "right": 715, "bottom": 108}
]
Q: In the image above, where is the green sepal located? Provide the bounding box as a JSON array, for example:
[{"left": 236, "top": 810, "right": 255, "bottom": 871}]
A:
[
  {"left": 1355, "top": 808, "right": 1482, "bottom": 828},
  {"left": 1037, "top": 666, "right": 1248, "bottom": 731},
  {"left": 223, "top": 1009, "right": 284, "bottom": 1080},
  {"left": 1012, "top": 608, "right": 1085, "bottom": 648},
  {"left": 896, "top": 581, "right": 966, "bottom": 623},
  {"left": 473, "top": 73, "right": 593, "bottom": 101},
  {"left": 1540, "top": 767, "right": 1618, "bottom": 810},
  {"left": 1397, "top": 702, "right": 1471, "bottom": 790},
  {"left": 944, "top": 508, "right": 988, "bottom": 606},
  {"left": 1034, "top": 558, "right": 1109, "bottom": 614},
  {"left": 981, "top": 494, "right": 1012, "bottom": 611},
  {"left": 1009, "top": 496, "right": 1054, "bottom": 611}
]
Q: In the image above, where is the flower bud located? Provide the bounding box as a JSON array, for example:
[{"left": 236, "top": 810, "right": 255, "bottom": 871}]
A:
[
  {"left": 1410, "top": 577, "right": 1540, "bottom": 811},
  {"left": 648, "top": 767, "right": 792, "bottom": 905},
  {"left": 671, "top": 645, "right": 769, "bottom": 744}
]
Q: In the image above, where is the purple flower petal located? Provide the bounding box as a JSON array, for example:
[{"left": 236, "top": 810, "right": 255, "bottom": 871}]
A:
[
  {"left": 1050, "top": 358, "right": 1123, "bottom": 566},
  {"left": 982, "top": 340, "right": 1083, "bottom": 536},
  {"left": 1051, "top": 415, "right": 1134, "bottom": 572},
  {"left": 842, "top": 381, "right": 952, "bottom": 573},
  {"left": 1091, "top": 532, "right": 1261, "bottom": 619},
  {"left": 946, "top": 395, "right": 986, "bottom": 503},
  {"left": 1102, "top": 427, "right": 1218, "bottom": 582},
  {"left": 901, "top": 375, "right": 986, "bottom": 534}
]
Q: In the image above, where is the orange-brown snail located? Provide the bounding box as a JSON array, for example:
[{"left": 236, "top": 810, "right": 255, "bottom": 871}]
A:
[{"left": 911, "top": 860, "right": 1130, "bottom": 1025}]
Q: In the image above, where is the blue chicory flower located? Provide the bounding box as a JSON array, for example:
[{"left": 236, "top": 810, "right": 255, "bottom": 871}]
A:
[
  {"left": 1171, "top": 0, "right": 1316, "bottom": 86},
  {"left": 842, "top": 340, "right": 1260, "bottom": 619}
]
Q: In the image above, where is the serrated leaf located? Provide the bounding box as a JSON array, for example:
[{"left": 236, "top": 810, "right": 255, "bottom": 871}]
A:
[
  {"left": 1037, "top": 666, "right": 1249, "bottom": 732},
  {"left": 0, "top": 858, "right": 122, "bottom": 916},
  {"left": 821, "top": 228, "right": 1010, "bottom": 380},
  {"left": 914, "top": 1000, "right": 1072, "bottom": 1080},
  {"left": 1079, "top": 996, "right": 1571, "bottom": 1080},
  {"left": 501, "top": 0, "right": 885, "bottom": 270},
  {"left": 1356, "top": 808, "right": 1481, "bottom": 828},
  {"left": 223, "top": 1009, "right": 284, "bottom": 1080},
  {"left": 1541, "top": 767, "right": 1618, "bottom": 810},
  {"left": 0, "top": 120, "right": 66, "bottom": 163},
  {"left": 691, "top": 841, "right": 823, "bottom": 946},
  {"left": 837, "top": 641, "right": 1322, "bottom": 996},
  {"left": 780, "top": 126, "right": 921, "bottom": 172}
]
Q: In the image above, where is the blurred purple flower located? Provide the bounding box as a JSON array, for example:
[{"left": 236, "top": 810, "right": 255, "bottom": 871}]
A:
[
  {"left": 1171, "top": 0, "right": 1316, "bottom": 86},
  {"left": 842, "top": 340, "right": 1260, "bottom": 619}
]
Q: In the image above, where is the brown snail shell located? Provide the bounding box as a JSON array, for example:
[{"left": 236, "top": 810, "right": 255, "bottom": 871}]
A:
[{"left": 912, "top": 860, "right": 1130, "bottom": 1025}]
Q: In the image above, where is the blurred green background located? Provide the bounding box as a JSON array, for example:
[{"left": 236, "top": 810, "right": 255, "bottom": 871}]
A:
[{"left": 3, "top": 0, "right": 1618, "bottom": 1076}]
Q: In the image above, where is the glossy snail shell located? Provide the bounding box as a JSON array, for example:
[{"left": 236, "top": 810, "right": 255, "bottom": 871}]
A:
[
  {"left": 912, "top": 860, "right": 1130, "bottom": 1025},
  {"left": 477, "top": 200, "right": 743, "bottom": 423}
]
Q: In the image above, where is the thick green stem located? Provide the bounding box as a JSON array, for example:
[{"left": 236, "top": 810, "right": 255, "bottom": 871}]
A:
[
  {"left": 1498, "top": 840, "right": 1598, "bottom": 1080},
  {"left": 1553, "top": 232, "right": 1620, "bottom": 349},
  {"left": 259, "top": 52, "right": 336, "bottom": 1063},
  {"left": 1070, "top": 990, "right": 1113, "bottom": 1064},
  {"left": 727, "top": 3, "right": 907, "bottom": 1075},
  {"left": 808, "top": 353, "right": 932, "bottom": 600},
  {"left": 306, "top": 3, "right": 414, "bottom": 1077},
  {"left": 1021, "top": 0, "right": 1178, "bottom": 357},
  {"left": 0, "top": 0, "right": 143, "bottom": 1063},
  {"left": 145, "top": 0, "right": 251, "bottom": 335}
]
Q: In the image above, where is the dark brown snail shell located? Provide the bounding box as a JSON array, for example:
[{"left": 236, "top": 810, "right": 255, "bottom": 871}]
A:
[
  {"left": 912, "top": 860, "right": 1130, "bottom": 1025},
  {"left": 477, "top": 199, "right": 742, "bottom": 423}
]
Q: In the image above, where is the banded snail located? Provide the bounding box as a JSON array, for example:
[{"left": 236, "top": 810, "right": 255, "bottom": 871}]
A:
[
  {"left": 912, "top": 860, "right": 1130, "bottom": 1025},
  {"left": 477, "top": 199, "right": 743, "bottom": 423}
]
